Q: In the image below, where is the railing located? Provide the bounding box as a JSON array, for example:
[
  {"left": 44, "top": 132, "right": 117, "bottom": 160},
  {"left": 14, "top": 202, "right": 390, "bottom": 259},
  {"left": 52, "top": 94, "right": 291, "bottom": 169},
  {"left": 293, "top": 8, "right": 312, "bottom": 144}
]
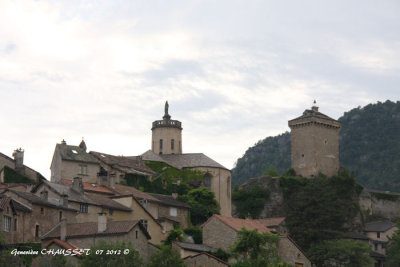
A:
[{"left": 152, "top": 119, "right": 182, "bottom": 129}]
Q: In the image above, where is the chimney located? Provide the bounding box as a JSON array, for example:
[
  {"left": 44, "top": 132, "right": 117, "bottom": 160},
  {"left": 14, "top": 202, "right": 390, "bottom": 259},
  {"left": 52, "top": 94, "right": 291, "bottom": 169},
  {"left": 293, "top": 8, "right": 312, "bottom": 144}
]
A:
[
  {"left": 60, "top": 218, "right": 67, "bottom": 241},
  {"left": 72, "top": 177, "right": 84, "bottom": 194},
  {"left": 97, "top": 167, "right": 108, "bottom": 186},
  {"left": 60, "top": 139, "right": 67, "bottom": 155},
  {"left": 40, "top": 190, "right": 48, "bottom": 201},
  {"left": 60, "top": 193, "right": 68, "bottom": 207},
  {"left": 98, "top": 212, "right": 107, "bottom": 233},
  {"left": 12, "top": 148, "right": 24, "bottom": 172},
  {"left": 109, "top": 174, "right": 115, "bottom": 189},
  {"left": 172, "top": 193, "right": 178, "bottom": 199}
]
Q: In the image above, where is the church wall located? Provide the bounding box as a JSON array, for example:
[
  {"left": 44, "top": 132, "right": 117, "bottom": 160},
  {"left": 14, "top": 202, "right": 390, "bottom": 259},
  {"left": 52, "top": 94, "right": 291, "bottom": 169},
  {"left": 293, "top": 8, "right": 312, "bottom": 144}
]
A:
[{"left": 194, "top": 167, "right": 231, "bottom": 217}]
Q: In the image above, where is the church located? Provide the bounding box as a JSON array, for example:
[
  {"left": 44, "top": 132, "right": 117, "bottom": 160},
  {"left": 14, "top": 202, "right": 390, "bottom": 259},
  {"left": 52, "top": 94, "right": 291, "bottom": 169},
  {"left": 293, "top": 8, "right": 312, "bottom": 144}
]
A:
[{"left": 50, "top": 101, "right": 232, "bottom": 216}]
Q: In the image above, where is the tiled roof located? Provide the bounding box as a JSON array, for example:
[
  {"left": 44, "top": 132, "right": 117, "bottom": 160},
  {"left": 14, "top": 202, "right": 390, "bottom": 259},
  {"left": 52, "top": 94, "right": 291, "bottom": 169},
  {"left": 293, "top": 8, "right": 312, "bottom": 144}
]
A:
[
  {"left": 141, "top": 150, "right": 229, "bottom": 170},
  {"left": 57, "top": 144, "right": 99, "bottom": 164},
  {"left": 208, "top": 214, "right": 272, "bottom": 233},
  {"left": 45, "top": 239, "right": 82, "bottom": 257},
  {"left": 174, "top": 241, "right": 216, "bottom": 253},
  {"left": 109, "top": 184, "right": 160, "bottom": 202},
  {"left": 255, "top": 217, "right": 285, "bottom": 227},
  {"left": 345, "top": 232, "right": 370, "bottom": 240},
  {"left": 61, "top": 179, "right": 114, "bottom": 195},
  {"left": 148, "top": 193, "right": 191, "bottom": 209},
  {"left": 44, "top": 220, "right": 150, "bottom": 239},
  {"left": 183, "top": 252, "right": 230, "bottom": 266},
  {"left": 85, "top": 193, "right": 131, "bottom": 211},
  {"left": 7, "top": 190, "right": 77, "bottom": 212},
  {"left": 160, "top": 153, "right": 228, "bottom": 170},
  {"left": 290, "top": 108, "right": 337, "bottom": 122},
  {"left": 365, "top": 221, "right": 397, "bottom": 232},
  {"left": 90, "top": 151, "right": 155, "bottom": 175}
]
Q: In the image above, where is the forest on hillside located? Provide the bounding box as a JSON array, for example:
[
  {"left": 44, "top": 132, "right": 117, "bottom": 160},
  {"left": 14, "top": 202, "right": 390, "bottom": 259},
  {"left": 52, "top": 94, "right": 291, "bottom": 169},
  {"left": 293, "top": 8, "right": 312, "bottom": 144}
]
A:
[{"left": 232, "top": 100, "right": 400, "bottom": 192}]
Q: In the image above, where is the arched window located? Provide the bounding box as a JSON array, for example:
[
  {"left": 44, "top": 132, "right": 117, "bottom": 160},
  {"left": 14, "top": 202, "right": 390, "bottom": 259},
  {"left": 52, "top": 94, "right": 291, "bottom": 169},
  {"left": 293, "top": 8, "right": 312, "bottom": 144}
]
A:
[
  {"left": 204, "top": 173, "right": 212, "bottom": 189},
  {"left": 159, "top": 139, "right": 163, "bottom": 151},
  {"left": 171, "top": 139, "right": 175, "bottom": 150}
]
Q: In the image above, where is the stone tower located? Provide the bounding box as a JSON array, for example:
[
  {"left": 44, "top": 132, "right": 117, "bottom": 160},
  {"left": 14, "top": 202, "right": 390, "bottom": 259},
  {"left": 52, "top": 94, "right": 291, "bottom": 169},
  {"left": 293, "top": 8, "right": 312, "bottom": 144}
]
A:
[
  {"left": 151, "top": 101, "right": 182, "bottom": 155},
  {"left": 288, "top": 102, "right": 341, "bottom": 178}
]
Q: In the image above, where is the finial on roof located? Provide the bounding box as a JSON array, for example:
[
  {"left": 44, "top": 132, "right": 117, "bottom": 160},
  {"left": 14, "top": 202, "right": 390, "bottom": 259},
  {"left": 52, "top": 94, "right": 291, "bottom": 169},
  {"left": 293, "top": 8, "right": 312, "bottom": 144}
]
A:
[
  {"left": 312, "top": 100, "right": 319, "bottom": 112},
  {"left": 163, "top": 101, "right": 171, "bottom": 120},
  {"left": 79, "top": 138, "right": 87, "bottom": 152},
  {"left": 61, "top": 139, "right": 66, "bottom": 145}
]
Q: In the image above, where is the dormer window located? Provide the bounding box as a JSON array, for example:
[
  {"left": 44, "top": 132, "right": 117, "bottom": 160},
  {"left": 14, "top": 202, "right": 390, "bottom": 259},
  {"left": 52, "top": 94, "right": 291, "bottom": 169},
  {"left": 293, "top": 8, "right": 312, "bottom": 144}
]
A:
[{"left": 72, "top": 150, "right": 78, "bottom": 154}]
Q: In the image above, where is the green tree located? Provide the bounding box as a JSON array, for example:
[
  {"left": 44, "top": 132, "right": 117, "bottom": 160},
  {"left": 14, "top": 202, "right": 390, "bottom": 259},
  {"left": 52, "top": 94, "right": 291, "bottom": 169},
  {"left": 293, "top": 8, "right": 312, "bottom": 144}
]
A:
[
  {"left": 308, "top": 239, "right": 373, "bottom": 267},
  {"left": 386, "top": 223, "right": 400, "bottom": 267},
  {"left": 232, "top": 186, "right": 270, "bottom": 219},
  {"left": 284, "top": 172, "right": 360, "bottom": 251},
  {"left": 179, "top": 187, "right": 220, "bottom": 225},
  {"left": 211, "top": 248, "right": 230, "bottom": 262},
  {"left": 163, "top": 226, "right": 184, "bottom": 245},
  {"left": 263, "top": 167, "right": 279, "bottom": 177},
  {"left": 183, "top": 226, "right": 202, "bottom": 244},
  {"left": 79, "top": 241, "right": 143, "bottom": 267},
  {"left": 230, "top": 228, "right": 286, "bottom": 267},
  {"left": 147, "top": 245, "right": 185, "bottom": 267}
]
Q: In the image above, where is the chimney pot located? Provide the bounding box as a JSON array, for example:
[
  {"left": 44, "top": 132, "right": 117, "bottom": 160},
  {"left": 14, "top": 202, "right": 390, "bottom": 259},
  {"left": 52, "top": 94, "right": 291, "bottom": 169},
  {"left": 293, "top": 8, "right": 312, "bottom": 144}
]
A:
[{"left": 98, "top": 212, "right": 107, "bottom": 233}]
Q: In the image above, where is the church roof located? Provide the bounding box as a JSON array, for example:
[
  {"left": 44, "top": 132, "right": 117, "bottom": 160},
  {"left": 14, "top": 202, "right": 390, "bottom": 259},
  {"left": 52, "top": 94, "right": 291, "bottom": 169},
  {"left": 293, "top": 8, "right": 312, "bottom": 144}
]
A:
[{"left": 141, "top": 150, "right": 228, "bottom": 170}]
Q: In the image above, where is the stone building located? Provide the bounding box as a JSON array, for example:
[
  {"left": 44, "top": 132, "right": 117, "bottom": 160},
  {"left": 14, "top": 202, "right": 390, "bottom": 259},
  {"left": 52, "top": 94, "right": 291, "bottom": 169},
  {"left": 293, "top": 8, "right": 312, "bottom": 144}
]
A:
[
  {"left": 202, "top": 214, "right": 312, "bottom": 267},
  {"left": 50, "top": 140, "right": 100, "bottom": 183},
  {"left": 183, "top": 252, "right": 230, "bottom": 267},
  {"left": 288, "top": 102, "right": 341, "bottom": 178},
  {"left": 143, "top": 101, "right": 232, "bottom": 216}
]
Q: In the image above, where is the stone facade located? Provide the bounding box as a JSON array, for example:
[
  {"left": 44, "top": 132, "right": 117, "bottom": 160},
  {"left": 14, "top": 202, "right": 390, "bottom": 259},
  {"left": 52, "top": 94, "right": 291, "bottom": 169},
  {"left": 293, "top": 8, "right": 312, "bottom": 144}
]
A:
[
  {"left": 184, "top": 253, "right": 230, "bottom": 267},
  {"left": 277, "top": 236, "right": 313, "bottom": 267},
  {"left": 202, "top": 216, "right": 238, "bottom": 251},
  {"left": 289, "top": 105, "right": 341, "bottom": 178},
  {"left": 359, "top": 189, "right": 400, "bottom": 221}
]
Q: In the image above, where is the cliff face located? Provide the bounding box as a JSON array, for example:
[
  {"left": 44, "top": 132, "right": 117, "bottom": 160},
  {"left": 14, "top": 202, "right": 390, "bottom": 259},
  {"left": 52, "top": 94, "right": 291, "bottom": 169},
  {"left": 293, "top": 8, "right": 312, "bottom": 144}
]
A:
[
  {"left": 234, "top": 175, "right": 400, "bottom": 223},
  {"left": 233, "top": 176, "right": 285, "bottom": 218}
]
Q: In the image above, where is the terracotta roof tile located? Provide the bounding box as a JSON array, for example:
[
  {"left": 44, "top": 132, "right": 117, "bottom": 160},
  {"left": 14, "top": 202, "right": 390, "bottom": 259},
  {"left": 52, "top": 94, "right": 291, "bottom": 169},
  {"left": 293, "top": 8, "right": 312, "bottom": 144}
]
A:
[
  {"left": 44, "top": 220, "right": 147, "bottom": 239},
  {"left": 255, "top": 217, "right": 285, "bottom": 227},
  {"left": 110, "top": 184, "right": 159, "bottom": 202},
  {"left": 211, "top": 214, "right": 272, "bottom": 233},
  {"left": 45, "top": 239, "right": 77, "bottom": 250},
  {"left": 62, "top": 179, "right": 114, "bottom": 195}
]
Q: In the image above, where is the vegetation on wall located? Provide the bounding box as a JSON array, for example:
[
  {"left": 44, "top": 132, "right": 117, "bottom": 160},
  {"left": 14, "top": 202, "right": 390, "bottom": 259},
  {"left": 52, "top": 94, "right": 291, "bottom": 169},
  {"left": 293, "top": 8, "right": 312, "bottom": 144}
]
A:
[
  {"left": 3, "top": 166, "right": 34, "bottom": 183},
  {"left": 232, "top": 186, "right": 270, "bottom": 219},
  {"left": 232, "top": 100, "right": 400, "bottom": 192},
  {"left": 386, "top": 223, "right": 400, "bottom": 267}
]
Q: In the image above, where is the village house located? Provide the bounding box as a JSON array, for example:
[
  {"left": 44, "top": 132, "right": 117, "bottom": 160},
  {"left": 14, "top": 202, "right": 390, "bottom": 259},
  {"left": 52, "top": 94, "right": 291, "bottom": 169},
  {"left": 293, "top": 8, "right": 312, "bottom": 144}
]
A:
[
  {"left": 172, "top": 241, "right": 216, "bottom": 258},
  {"left": 42, "top": 215, "right": 155, "bottom": 261},
  {"left": 0, "top": 149, "right": 44, "bottom": 183},
  {"left": 202, "top": 214, "right": 313, "bottom": 267},
  {"left": 183, "top": 252, "right": 230, "bottom": 267},
  {"left": 1, "top": 189, "right": 78, "bottom": 242}
]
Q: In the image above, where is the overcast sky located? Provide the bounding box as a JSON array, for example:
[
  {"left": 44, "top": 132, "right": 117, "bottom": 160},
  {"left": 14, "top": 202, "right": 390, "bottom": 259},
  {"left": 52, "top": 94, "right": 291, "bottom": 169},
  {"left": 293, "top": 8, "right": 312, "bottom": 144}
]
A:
[{"left": 0, "top": 0, "right": 399, "bottom": 178}]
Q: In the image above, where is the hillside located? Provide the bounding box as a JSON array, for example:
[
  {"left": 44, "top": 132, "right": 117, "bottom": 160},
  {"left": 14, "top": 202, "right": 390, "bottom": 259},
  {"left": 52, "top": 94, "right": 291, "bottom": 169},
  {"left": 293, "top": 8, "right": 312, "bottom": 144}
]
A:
[{"left": 232, "top": 100, "right": 400, "bottom": 192}]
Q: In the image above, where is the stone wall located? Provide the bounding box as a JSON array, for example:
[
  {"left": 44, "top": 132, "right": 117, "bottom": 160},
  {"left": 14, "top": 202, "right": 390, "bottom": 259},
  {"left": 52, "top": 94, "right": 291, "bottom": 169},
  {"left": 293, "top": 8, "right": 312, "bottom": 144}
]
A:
[
  {"left": 277, "top": 236, "right": 312, "bottom": 267},
  {"left": 152, "top": 126, "right": 182, "bottom": 155},
  {"left": 202, "top": 216, "right": 237, "bottom": 251},
  {"left": 359, "top": 189, "right": 400, "bottom": 221},
  {"left": 158, "top": 204, "right": 189, "bottom": 228}
]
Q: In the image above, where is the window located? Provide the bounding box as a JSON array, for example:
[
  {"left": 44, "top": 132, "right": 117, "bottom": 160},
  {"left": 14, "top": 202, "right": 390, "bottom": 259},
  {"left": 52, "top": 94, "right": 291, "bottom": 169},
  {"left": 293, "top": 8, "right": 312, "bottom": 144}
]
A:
[
  {"left": 374, "top": 243, "right": 378, "bottom": 251},
  {"left": 35, "top": 225, "right": 39, "bottom": 237},
  {"left": 59, "top": 211, "right": 62, "bottom": 221},
  {"left": 3, "top": 216, "right": 11, "bottom": 232},
  {"left": 377, "top": 232, "right": 380, "bottom": 238},
  {"left": 169, "top": 207, "right": 177, "bottom": 217},
  {"left": 80, "top": 204, "right": 88, "bottom": 213},
  {"left": 14, "top": 219, "right": 17, "bottom": 231},
  {"left": 135, "top": 230, "right": 138, "bottom": 239},
  {"left": 171, "top": 139, "right": 175, "bottom": 150},
  {"left": 139, "top": 219, "right": 148, "bottom": 230},
  {"left": 79, "top": 165, "right": 87, "bottom": 175},
  {"left": 109, "top": 209, "right": 113, "bottom": 216},
  {"left": 40, "top": 208, "right": 44, "bottom": 215},
  {"left": 159, "top": 139, "right": 163, "bottom": 151}
]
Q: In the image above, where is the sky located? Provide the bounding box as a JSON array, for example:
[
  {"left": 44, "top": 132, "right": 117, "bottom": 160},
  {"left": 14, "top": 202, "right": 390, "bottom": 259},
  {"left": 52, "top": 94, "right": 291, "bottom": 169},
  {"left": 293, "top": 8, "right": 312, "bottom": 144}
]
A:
[{"left": 0, "top": 0, "right": 399, "bottom": 178}]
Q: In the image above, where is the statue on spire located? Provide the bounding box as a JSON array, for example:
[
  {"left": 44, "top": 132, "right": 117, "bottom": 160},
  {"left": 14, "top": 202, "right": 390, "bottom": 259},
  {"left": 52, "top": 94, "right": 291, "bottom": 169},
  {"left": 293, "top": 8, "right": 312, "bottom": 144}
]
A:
[{"left": 165, "top": 101, "right": 169, "bottom": 116}]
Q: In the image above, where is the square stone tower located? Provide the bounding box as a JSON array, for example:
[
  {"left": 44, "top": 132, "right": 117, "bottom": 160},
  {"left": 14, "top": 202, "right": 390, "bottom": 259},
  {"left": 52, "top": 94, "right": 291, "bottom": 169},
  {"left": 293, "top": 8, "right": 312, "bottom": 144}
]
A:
[{"left": 288, "top": 103, "right": 341, "bottom": 178}]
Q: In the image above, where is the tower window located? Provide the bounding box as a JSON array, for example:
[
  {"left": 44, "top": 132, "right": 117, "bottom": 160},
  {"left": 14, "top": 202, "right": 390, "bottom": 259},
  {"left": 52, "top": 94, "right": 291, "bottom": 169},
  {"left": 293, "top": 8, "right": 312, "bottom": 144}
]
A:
[
  {"left": 160, "top": 139, "right": 163, "bottom": 151},
  {"left": 35, "top": 225, "right": 40, "bottom": 237},
  {"left": 171, "top": 139, "right": 175, "bottom": 150}
]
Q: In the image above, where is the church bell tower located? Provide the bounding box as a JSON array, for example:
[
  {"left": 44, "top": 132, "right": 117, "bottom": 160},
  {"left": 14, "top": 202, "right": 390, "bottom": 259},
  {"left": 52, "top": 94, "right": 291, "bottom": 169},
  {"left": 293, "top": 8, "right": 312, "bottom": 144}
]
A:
[{"left": 151, "top": 101, "right": 182, "bottom": 155}]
